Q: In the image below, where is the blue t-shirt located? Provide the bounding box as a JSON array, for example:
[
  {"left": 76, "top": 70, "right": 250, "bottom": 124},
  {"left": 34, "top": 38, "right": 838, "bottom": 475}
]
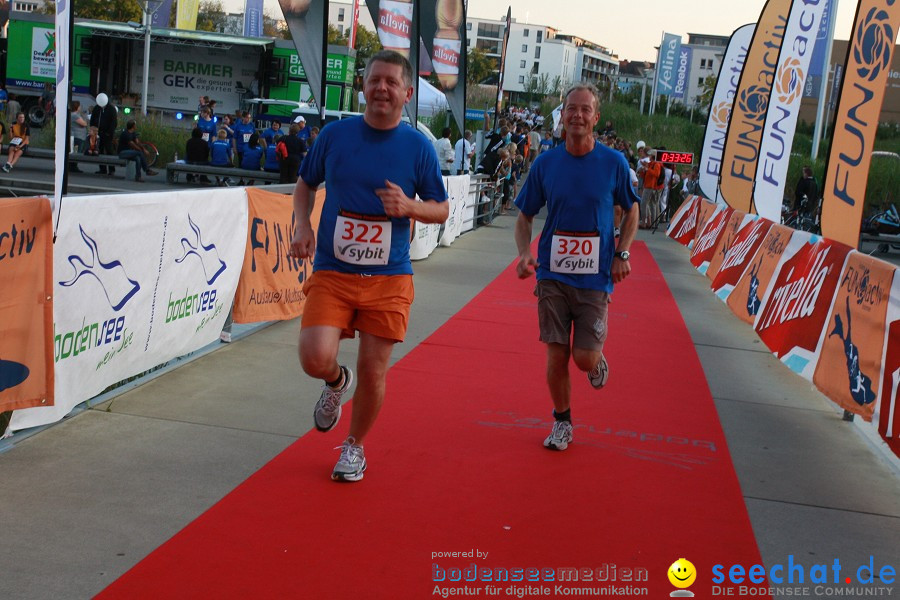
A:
[
  {"left": 240, "top": 146, "right": 263, "bottom": 170},
  {"left": 210, "top": 139, "right": 232, "bottom": 166},
  {"left": 515, "top": 143, "right": 639, "bottom": 292},
  {"left": 233, "top": 121, "right": 256, "bottom": 153},
  {"left": 297, "top": 126, "right": 311, "bottom": 142},
  {"left": 263, "top": 145, "right": 280, "bottom": 171},
  {"left": 299, "top": 116, "right": 446, "bottom": 276},
  {"left": 197, "top": 118, "right": 216, "bottom": 145},
  {"left": 262, "top": 126, "right": 282, "bottom": 146}
]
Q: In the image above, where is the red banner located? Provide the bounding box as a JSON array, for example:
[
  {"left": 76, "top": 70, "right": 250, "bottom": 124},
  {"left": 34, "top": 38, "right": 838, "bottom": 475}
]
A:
[
  {"left": 755, "top": 237, "right": 853, "bottom": 377},
  {"left": 666, "top": 195, "right": 701, "bottom": 247},
  {"left": 814, "top": 252, "right": 895, "bottom": 421},
  {"left": 705, "top": 210, "right": 747, "bottom": 281},
  {"left": 726, "top": 223, "right": 795, "bottom": 325},
  {"left": 0, "top": 197, "right": 54, "bottom": 412},
  {"left": 690, "top": 206, "right": 734, "bottom": 273},
  {"left": 711, "top": 217, "right": 774, "bottom": 301},
  {"left": 878, "top": 280, "right": 900, "bottom": 438},
  {"left": 233, "top": 188, "right": 324, "bottom": 324}
]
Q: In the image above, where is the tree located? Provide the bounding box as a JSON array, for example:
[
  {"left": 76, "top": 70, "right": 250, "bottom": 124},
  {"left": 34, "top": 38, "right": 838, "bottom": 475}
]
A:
[
  {"left": 698, "top": 74, "right": 717, "bottom": 113},
  {"left": 195, "top": 0, "right": 226, "bottom": 32},
  {"left": 40, "top": 0, "right": 142, "bottom": 22},
  {"left": 353, "top": 25, "right": 382, "bottom": 68},
  {"left": 466, "top": 47, "right": 495, "bottom": 86}
]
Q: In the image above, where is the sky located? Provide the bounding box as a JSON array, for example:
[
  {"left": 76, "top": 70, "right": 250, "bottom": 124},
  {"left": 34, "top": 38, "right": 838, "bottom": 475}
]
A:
[{"left": 227, "top": 0, "right": 880, "bottom": 63}]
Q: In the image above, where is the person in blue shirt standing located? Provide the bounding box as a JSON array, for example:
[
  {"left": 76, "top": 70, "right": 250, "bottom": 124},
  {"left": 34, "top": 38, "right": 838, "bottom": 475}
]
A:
[
  {"left": 289, "top": 50, "right": 448, "bottom": 482},
  {"left": 233, "top": 111, "right": 256, "bottom": 165},
  {"left": 262, "top": 120, "right": 283, "bottom": 146},
  {"left": 514, "top": 83, "right": 640, "bottom": 452},
  {"left": 240, "top": 133, "right": 264, "bottom": 185},
  {"left": 197, "top": 107, "right": 217, "bottom": 146},
  {"left": 263, "top": 134, "right": 281, "bottom": 173},
  {"left": 209, "top": 128, "right": 233, "bottom": 185},
  {"left": 293, "top": 114, "right": 310, "bottom": 143}
]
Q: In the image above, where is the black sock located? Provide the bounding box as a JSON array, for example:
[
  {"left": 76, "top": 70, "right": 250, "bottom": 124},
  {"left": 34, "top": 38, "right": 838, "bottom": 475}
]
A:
[
  {"left": 325, "top": 367, "right": 344, "bottom": 389},
  {"left": 553, "top": 409, "right": 571, "bottom": 423}
]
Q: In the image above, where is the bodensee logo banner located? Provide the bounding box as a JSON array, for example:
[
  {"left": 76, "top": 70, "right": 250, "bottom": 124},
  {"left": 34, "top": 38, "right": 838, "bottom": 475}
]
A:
[
  {"left": 11, "top": 190, "right": 247, "bottom": 431},
  {"left": 233, "top": 188, "right": 323, "bottom": 324},
  {"left": 753, "top": 0, "right": 827, "bottom": 222},
  {"left": 719, "top": 0, "right": 791, "bottom": 212},
  {"left": 814, "top": 251, "right": 894, "bottom": 421},
  {"left": 820, "top": 0, "right": 900, "bottom": 248},
  {"left": 0, "top": 197, "right": 53, "bottom": 412}
]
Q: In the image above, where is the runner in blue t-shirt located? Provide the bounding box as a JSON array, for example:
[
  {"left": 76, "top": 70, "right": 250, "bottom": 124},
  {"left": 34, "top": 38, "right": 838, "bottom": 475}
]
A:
[
  {"left": 289, "top": 51, "right": 448, "bottom": 483},
  {"left": 514, "top": 84, "right": 640, "bottom": 452}
]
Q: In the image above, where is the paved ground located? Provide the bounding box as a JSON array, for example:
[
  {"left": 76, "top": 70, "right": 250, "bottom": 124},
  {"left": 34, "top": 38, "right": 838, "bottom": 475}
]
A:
[{"left": 1, "top": 206, "right": 898, "bottom": 598}]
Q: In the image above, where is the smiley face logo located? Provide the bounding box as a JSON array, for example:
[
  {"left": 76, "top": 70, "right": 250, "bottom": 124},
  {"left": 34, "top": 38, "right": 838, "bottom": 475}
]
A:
[{"left": 668, "top": 558, "right": 697, "bottom": 588}]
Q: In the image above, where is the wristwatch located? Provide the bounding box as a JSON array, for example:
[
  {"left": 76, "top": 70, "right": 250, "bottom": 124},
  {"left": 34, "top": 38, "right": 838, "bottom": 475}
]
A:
[{"left": 614, "top": 250, "right": 630, "bottom": 261}]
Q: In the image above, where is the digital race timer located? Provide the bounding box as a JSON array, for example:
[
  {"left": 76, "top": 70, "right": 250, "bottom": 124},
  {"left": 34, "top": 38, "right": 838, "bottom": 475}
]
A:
[{"left": 657, "top": 151, "right": 694, "bottom": 164}]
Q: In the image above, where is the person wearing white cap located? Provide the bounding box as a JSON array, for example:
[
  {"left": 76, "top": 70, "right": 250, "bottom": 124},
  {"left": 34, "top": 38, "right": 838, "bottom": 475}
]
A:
[{"left": 293, "top": 114, "right": 310, "bottom": 142}]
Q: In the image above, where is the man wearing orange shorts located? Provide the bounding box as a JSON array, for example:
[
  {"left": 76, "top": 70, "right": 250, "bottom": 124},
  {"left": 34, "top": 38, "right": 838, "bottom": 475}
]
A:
[{"left": 290, "top": 50, "right": 449, "bottom": 482}]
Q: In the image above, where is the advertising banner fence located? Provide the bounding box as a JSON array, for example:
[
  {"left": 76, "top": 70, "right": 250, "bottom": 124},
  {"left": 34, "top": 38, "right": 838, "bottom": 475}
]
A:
[
  {"left": 690, "top": 205, "right": 734, "bottom": 275},
  {"left": 704, "top": 210, "right": 750, "bottom": 281},
  {"left": 233, "top": 188, "right": 324, "bottom": 324},
  {"left": 711, "top": 216, "right": 774, "bottom": 303},
  {"left": 11, "top": 190, "right": 247, "bottom": 431},
  {"left": 0, "top": 197, "right": 53, "bottom": 413},
  {"left": 438, "top": 175, "right": 469, "bottom": 247}
]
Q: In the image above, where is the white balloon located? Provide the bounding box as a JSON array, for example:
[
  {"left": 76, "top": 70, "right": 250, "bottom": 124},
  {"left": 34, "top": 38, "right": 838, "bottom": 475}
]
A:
[{"left": 96, "top": 93, "right": 108, "bottom": 108}]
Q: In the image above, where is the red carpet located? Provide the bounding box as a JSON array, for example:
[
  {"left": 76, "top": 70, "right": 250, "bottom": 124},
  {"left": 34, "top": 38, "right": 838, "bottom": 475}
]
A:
[{"left": 98, "top": 242, "right": 769, "bottom": 599}]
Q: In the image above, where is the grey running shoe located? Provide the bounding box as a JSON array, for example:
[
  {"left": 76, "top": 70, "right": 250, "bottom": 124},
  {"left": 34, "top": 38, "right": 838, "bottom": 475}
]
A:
[
  {"left": 588, "top": 354, "right": 609, "bottom": 389},
  {"left": 332, "top": 437, "right": 366, "bottom": 482},
  {"left": 313, "top": 366, "right": 353, "bottom": 432},
  {"left": 543, "top": 420, "right": 573, "bottom": 451}
]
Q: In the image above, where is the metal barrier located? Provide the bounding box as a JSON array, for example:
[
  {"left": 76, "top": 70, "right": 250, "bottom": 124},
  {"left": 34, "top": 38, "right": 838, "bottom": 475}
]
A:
[{"left": 467, "top": 174, "right": 504, "bottom": 230}]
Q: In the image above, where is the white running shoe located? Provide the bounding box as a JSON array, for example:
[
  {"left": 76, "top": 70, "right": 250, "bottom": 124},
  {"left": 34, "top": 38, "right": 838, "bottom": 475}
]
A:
[
  {"left": 543, "top": 420, "right": 573, "bottom": 451},
  {"left": 332, "top": 437, "right": 366, "bottom": 482},
  {"left": 588, "top": 355, "right": 609, "bottom": 389},
  {"left": 313, "top": 366, "right": 353, "bottom": 432}
]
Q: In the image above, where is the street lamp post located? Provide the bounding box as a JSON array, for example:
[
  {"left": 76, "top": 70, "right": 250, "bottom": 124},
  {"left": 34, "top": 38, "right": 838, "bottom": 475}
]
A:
[{"left": 140, "top": 1, "right": 164, "bottom": 116}]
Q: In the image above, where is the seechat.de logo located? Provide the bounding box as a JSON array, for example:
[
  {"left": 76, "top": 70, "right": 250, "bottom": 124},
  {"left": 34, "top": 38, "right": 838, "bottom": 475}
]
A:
[
  {"left": 853, "top": 6, "right": 894, "bottom": 82},
  {"left": 668, "top": 558, "right": 697, "bottom": 597}
]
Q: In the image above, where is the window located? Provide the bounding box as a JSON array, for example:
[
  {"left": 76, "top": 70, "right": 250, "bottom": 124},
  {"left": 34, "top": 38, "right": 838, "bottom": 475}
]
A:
[
  {"left": 535, "top": 47, "right": 541, "bottom": 59},
  {"left": 522, "top": 44, "right": 528, "bottom": 52},
  {"left": 476, "top": 39, "right": 501, "bottom": 54},
  {"left": 519, "top": 75, "right": 525, "bottom": 84},
  {"left": 338, "top": 25, "right": 344, "bottom": 35},
  {"left": 698, "top": 77, "right": 705, "bottom": 86},
  {"left": 338, "top": 8, "right": 345, "bottom": 21},
  {"left": 466, "top": 22, "right": 472, "bottom": 30},
  {"left": 536, "top": 30, "right": 543, "bottom": 43},
  {"left": 478, "top": 23, "right": 502, "bottom": 39},
  {"left": 523, "top": 29, "right": 530, "bottom": 37},
  {"left": 532, "top": 63, "right": 539, "bottom": 75},
  {"left": 520, "top": 60, "right": 526, "bottom": 68}
]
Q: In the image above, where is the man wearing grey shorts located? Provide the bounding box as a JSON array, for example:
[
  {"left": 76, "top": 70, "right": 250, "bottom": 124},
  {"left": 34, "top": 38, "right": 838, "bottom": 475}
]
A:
[{"left": 514, "top": 83, "right": 640, "bottom": 451}]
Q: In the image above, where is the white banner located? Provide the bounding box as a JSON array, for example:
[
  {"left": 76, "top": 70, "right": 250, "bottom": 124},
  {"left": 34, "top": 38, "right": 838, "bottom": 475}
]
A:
[
  {"left": 410, "top": 219, "right": 441, "bottom": 261},
  {"left": 698, "top": 24, "right": 755, "bottom": 202},
  {"left": 129, "top": 43, "right": 260, "bottom": 113},
  {"left": 754, "top": 0, "right": 827, "bottom": 221},
  {"left": 11, "top": 189, "right": 248, "bottom": 430},
  {"left": 439, "top": 175, "right": 469, "bottom": 247}
]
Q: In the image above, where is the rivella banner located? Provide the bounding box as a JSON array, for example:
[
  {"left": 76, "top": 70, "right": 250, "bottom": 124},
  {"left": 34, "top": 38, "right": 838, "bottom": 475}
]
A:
[
  {"left": 698, "top": 24, "right": 755, "bottom": 202},
  {"left": 719, "top": 0, "right": 791, "bottom": 212},
  {"left": 704, "top": 210, "right": 750, "bottom": 281},
  {"left": 11, "top": 190, "right": 247, "bottom": 431},
  {"left": 726, "top": 222, "right": 795, "bottom": 325},
  {"left": 754, "top": 236, "right": 853, "bottom": 379},
  {"left": 366, "top": 0, "right": 419, "bottom": 124},
  {"left": 233, "top": 188, "right": 323, "bottom": 324},
  {"left": 419, "top": 0, "right": 466, "bottom": 132},
  {"left": 666, "top": 195, "right": 702, "bottom": 247},
  {"left": 278, "top": 0, "right": 328, "bottom": 111},
  {"left": 753, "top": 0, "right": 827, "bottom": 222},
  {"left": 711, "top": 216, "right": 774, "bottom": 303},
  {"left": 820, "top": 0, "right": 900, "bottom": 248},
  {"left": 690, "top": 205, "right": 734, "bottom": 275},
  {"left": 0, "top": 197, "right": 53, "bottom": 413}
]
